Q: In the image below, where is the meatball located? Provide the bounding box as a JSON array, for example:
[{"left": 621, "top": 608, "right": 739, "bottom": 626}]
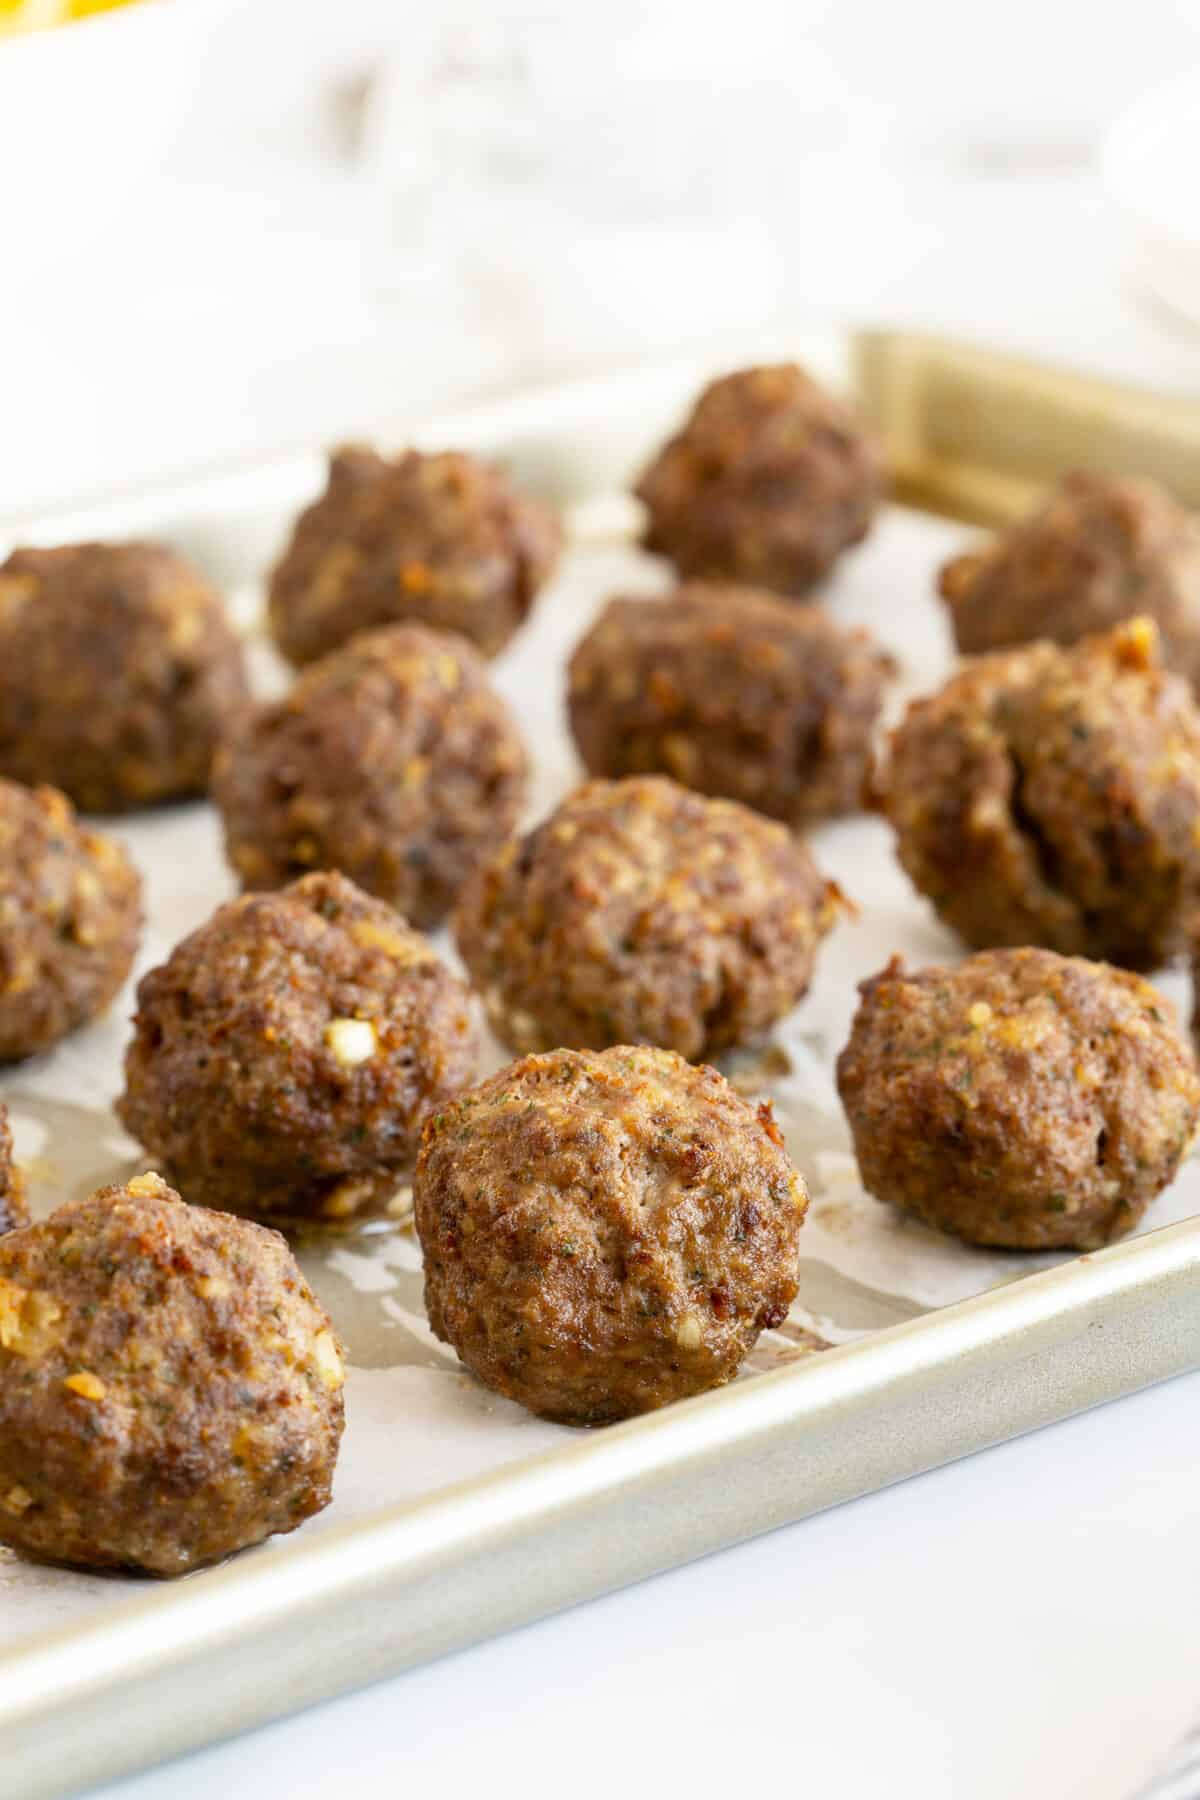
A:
[
  {"left": 415, "top": 1046, "right": 807, "bottom": 1423},
  {"left": 634, "top": 363, "right": 883, "bottom": 595},
  {"left": 0, "top": 541, "right": 249, "bottom": 812},
  {"left": 455, "top": 775, "right": 842, "bottom": 1061},
  {"left": 0, "top": 1106, "right": 26, "bottom": 1235},
  {"left": 117, "top": 871, "right": 478, "bottom": 1223},
  {"left": 568, "top": 582, "right": 894, "bottom": 825},
  {"left": 0, "top": 778, "right": 141, "bottom": 1061},
  {"left": 940, "top": 471, "right": 1200, "bottom": 688},
  {"left": 213, "top": 624, "right": 528, "bottom": 929},
  {"left": 268, "top": 445, "right": 562, "bottom": 667},
  {"left": 878, "top": 618, "right": 1200, "bottom": 968},
  {"left": 837, "top": 949, "right": 1200, "bottom": 1251},
  {"left": 0, "top": 1173, "right": 344, "bottom": 1576}
]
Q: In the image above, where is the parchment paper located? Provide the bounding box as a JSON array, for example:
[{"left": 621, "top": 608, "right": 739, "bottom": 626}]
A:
[{"left": 6, "top": 496, "right": 1198, "bottom": 1639}]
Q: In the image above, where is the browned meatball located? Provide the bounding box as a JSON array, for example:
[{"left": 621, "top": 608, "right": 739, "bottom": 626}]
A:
[
  {"left": 455, "top": 776, "right": 843, "bottom": 1061},
  {"left": 213, "top": 624, "right": 528, "bottom": 929},
  {"left": 117, "top": 872, "right": 478, "bottom": 1224},
  {"left": 878, "top": 619, "right": 1200, "bottom": 968},
  {"left": 0, "top": 1106, "right": 26, "bottom": 1235},
  {"left": 415, "top": 1046, "right": 807, "bottom": 1423},
  {"left": 0, "top": 1173, "right": 344, "bottom": 1576},
  {"left": 268, "top": 445, "right": 562, "bottom": 667},
  {"left": 0, "top": 779, "right": 141, "bottom": 1061},
  {"left": 0, "top": 541, "right": 249, "bottom": 812},
  {"left": 634, "top": 364, "right": 883, "bottom": 596},
  {"left": 568, "top": 583, "right": 894, "bottom": 825},
  {"left": 941, "top": 471, "right": 1200, "bottom": 688},
  {"left": 837, "top": 949, "right": 1200, "bottom": 1251}
]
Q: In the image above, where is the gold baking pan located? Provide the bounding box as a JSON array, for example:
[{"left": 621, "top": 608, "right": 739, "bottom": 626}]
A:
[{"left": 3, "top": 326, "right": 1200, "bottom": 1800}]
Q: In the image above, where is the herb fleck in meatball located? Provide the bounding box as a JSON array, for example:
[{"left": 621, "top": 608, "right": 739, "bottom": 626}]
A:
[
  {"left": 569, "top": 583, "right": 894, "bottom": 825},
  {"left": 0, "top": 1106, "right": 26, "bottom": 1235},
  {"left": 0, "top": 1173, "right": 344, "bottom": 1576},
  {"left": 118, "top": 872, "right": 478, "bottom": 1223},
  {"left": 0, "top": 778, "right": 141, "bottom": 1062},
  {"left": 268, "top": 445, "right": 562, "bottom": 667},
  {"left": 941, "top": 471, "right": 1200, "bottom": 689},
  {"left": 878, "top": 618, "right": 1200, "bottom": 968},
  {"left": 0, "top": 541, "right": 249, "bottom": 812},
  {"left": 837, "top": 949, "right": 1200, "bottom": 1250},
  {"left": 455, "top": 775, "right": 843, "bottom": 1061},
  {"left": 213, "top": 623, "right": 528, "bottom": 929},
  {"left": 634, "top": 364, "right": 883, "bottom": 595},
  {"left": 415, "top": 1046, "right": 807, "bottom": 1423}
]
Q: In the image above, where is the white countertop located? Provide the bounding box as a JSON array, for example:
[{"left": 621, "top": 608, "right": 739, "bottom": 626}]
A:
[
  {"left": 98, "top": 1366, "right": 1200, "bottom": 1800},
  {"left": 9, "top": 6, "right": 1200, "bottom": 1794}
]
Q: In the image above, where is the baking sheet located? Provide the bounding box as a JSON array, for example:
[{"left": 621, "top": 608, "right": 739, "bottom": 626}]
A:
[{"left": 5, "top": 332, "right": 1200, "bottom": 1795}]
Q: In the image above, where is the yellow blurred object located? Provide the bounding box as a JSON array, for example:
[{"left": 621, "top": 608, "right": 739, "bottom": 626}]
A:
[{"left": 0, "top": 0, "right": 143, "bottom": 33}]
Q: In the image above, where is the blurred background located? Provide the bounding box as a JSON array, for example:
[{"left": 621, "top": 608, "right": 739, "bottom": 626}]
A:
[{"left": 4, "top": 0, "right": 1200, "bottom": 515}]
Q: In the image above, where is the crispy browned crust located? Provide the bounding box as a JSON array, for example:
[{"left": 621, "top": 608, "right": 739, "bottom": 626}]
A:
[
  {"left": 0, "top": 541, "right": 249, "bottom": 813},
  {"left": 268, "top": 445, "right": 562, "bottom": 667},
  {"left": 877, "top": 619, "right": 1200, "bottom": 968},
  {"left": 454, "top": 775, "right": 844, "bottom": 1061},
  {"left": 414, "top": 1045, "right": 807, "bottom": 1423},
  {"left": 837, "top": 947, "right": 1200, "bottom": 1250},
  {"left": 117, "top": 871, "right": 478, "bottom": 1223},
  {"left": 568, "top": 582, "right": 894, "bottom": 825},
  {"left": 940, "top": 471, "right": 1200, "bottom": 689},
  {"left": 213, "top": 623, "right": 529, "bottom": 929},
  {"left": 0, "top": 1174, "right": 345, "bottom": 1575},
  {"left": 634, "top": 364, "right": 883, "bottom": 595},
  {"left": 0, "top": 778, "right": 141, "bottom": 1062}
]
